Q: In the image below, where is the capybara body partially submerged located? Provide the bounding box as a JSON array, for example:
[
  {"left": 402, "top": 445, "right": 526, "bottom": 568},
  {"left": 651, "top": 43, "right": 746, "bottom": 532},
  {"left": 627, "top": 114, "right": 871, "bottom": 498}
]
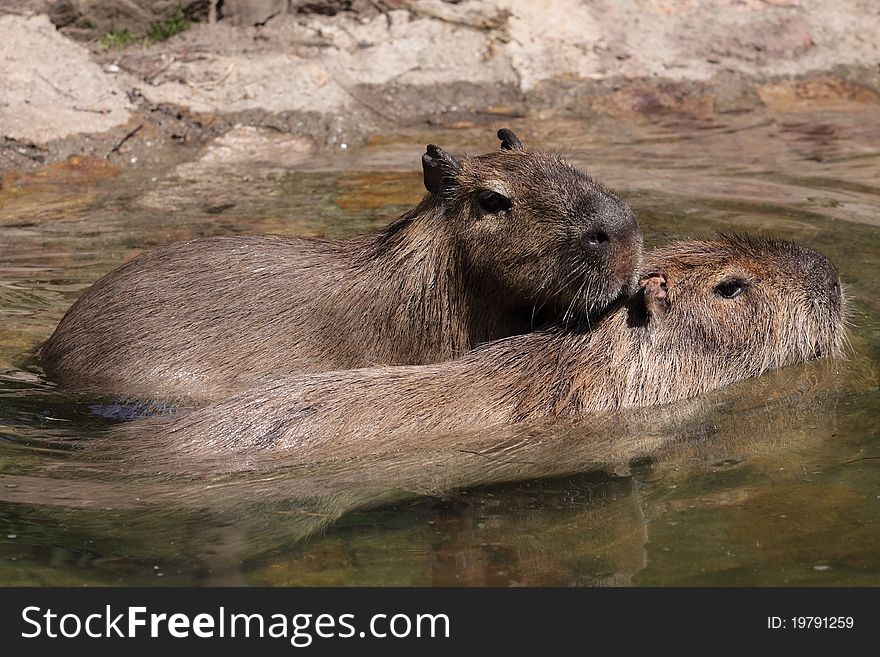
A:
[
  {"left": 41, "top": 129, "right": 642, "bottom": 402},
  {"left": 120, "top": 236, "right": 846, "bottom": 468}
]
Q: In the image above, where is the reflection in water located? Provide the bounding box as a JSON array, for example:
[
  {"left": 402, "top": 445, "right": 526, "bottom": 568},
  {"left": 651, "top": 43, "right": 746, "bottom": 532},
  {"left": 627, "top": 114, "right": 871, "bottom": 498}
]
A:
[
  {"left": 0, "top": 108, "right": 879, "bottom": 586},
  {"left": 3, "top": 356, "right": 876, "bottom": 585}
]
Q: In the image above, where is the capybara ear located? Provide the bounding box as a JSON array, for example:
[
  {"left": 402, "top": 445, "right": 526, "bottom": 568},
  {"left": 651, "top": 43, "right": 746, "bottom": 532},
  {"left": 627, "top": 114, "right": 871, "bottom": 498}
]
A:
[
  {"left": 422, "top": 144, "right": 461, "bottom": 194},
  {"left": 639, "top": 272, "right": 670, "bottom": 322},
  {"left": 498, "top": 128, "right": 524, "bottom": 151}
]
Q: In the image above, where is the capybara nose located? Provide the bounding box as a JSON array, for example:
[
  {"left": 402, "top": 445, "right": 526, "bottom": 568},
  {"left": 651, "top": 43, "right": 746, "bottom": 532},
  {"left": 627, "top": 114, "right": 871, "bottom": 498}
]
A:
[
  {"left": 583, "top": 229, "right": 610, "bottom": 249},
  {"left": 582, "top": 202, "right": 643, "bottom": 287},
  {"left": 582, "top": 207, "right": 641, "bottom": 252}
]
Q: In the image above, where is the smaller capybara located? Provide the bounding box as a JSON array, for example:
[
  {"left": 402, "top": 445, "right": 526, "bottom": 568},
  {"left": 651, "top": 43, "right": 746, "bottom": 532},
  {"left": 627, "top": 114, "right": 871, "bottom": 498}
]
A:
[
  {"left": 40, "top": 129, "right": 642, "bottom": 403},
  {"left": 115, "top": 236, "right": 846, "bottom": 468}
]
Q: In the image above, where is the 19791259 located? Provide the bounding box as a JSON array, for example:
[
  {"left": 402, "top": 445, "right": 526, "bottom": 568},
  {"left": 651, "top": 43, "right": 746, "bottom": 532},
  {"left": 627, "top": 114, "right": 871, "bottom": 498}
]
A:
[{"left": 768, "top": 617, "right": 854, "bottom": 629}]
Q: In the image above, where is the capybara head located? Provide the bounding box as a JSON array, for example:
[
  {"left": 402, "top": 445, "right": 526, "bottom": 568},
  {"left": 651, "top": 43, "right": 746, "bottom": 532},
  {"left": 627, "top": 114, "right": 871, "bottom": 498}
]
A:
[
  {"left": 421, "top": 129, "right": 643, "bottom": 318},
  {"left": 622, "top": 235, "right": 847, "bottom": 405}
]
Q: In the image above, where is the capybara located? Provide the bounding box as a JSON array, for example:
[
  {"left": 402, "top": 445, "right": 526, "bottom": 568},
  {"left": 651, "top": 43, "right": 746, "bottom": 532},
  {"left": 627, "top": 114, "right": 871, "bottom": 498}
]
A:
[
  {"left": 41, "top": 129, "right": 643, "bottom": 402},
  {"left": 115, "top": 236, "right": 846, "bottom": 468}
]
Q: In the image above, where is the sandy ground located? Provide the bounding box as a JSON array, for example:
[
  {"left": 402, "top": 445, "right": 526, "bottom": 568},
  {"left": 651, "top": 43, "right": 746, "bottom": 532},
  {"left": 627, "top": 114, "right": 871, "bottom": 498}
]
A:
[{"left": 1, "top": 0, "right": 879, "bottom": 170}]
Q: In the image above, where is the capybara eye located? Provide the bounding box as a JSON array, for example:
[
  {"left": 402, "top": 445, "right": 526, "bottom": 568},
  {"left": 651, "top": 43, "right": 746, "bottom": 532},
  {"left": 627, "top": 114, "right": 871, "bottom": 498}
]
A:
[
  {"left": 714, "top": 278, "right": 747, "bottom": 299},
  {"left": 477, "top": 190, "right": 512, "bottom": 213}
]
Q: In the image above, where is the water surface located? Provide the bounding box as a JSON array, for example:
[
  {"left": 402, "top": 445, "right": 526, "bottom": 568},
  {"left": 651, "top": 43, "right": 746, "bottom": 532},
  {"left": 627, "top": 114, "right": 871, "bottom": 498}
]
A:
[{"left": 1, "top": 108, "right": 878, "bottom": 586}]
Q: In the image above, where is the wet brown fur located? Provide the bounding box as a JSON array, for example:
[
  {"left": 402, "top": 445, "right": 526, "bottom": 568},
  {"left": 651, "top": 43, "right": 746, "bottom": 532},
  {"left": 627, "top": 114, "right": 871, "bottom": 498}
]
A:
[
  {"left": 40, "top": 133, "right": 642, "bottom": 402},
  {"left": 109, "top": 235, "right": 847, "bottom": 471}
]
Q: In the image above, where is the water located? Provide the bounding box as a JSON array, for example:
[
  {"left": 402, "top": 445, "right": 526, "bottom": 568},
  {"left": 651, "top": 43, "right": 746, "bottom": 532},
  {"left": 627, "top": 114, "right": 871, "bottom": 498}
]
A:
[{"left": 1, "top": 107, "right": 878, "bottom": 586}]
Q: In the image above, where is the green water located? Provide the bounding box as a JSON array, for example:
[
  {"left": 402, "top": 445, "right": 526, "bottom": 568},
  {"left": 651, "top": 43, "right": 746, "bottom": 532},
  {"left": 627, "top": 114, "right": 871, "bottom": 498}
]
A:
[{"left": 1, "top": 108, "right": 878, "bottom": 586}]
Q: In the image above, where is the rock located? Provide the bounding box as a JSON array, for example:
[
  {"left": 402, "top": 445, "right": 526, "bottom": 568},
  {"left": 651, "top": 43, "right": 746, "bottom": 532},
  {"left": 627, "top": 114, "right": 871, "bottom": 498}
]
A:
[
  {"left": 74, "top": 0, "right": 180, "bottom": 34},
  {"left": 0, "top": 155, "right": 119, "bottom": 224},
  {"left": 222, "top": 0, "right": 289, "bottom": 26},
  {"left": 132, "top": 127, "right": 315, "bottom": 216},
  {"left": 0, "top": 14, "right": 131, "bottom": 143},
  {"left": 757, "top": 76, "right": 879, "bottom": 112},
  {"left": 2, "top": 154, "right": 119, "bottom": 187},
  {"left": 704, "top": 15, "right": 814, "bottom": 64},
  {"left": 502, "top": 0, "right": 601, "bottom": 91},
  {"left": 591, "top": 83, "right": 716, "bottom": 120},
  {"left": 47, "top": 0, "right": 79, "bottom": 28},
  {"left": 137, "top": 10, "right": 515, "bottom": 114},
  {"left": 56, "top": 0, "right": 203, "bottom": 35},
  {"left": 2, "top": 0, "right": 880, "bottom": 165},
  {"left": 197, "top": 126, "right": 315, "bottom": 165}
]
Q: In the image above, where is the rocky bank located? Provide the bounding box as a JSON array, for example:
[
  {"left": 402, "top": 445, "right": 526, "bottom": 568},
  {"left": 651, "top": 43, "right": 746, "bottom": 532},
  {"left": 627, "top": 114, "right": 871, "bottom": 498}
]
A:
[{"left": 1, "top": 0, "right": 879, "bottom": 170}]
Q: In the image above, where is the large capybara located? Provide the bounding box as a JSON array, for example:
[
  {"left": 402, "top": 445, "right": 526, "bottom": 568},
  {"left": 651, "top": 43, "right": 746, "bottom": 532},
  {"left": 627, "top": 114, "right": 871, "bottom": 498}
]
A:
[
  {"left": 40, "top": 129, "right": 643, "bottom": 403},
  {"left": 114, "top": 235, "right": 846, "bottom": 469}
]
